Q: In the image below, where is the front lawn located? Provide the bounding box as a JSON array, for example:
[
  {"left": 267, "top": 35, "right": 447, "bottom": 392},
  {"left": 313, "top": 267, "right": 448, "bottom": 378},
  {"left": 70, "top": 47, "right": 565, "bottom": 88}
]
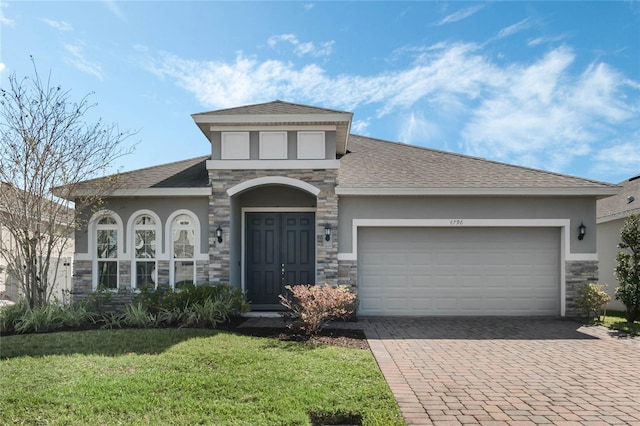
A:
[
  {"left": 601, "top": 310, "right": 640, "bottom": 336},
  {"left": 0, "top": 329, "right": 404, "bottom": 425}
]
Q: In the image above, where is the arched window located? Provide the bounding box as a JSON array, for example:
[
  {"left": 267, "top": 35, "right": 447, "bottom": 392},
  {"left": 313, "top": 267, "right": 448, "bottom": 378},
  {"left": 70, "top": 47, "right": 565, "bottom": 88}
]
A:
[
  {"left": 171, "top": 214, "right": 195, "bottom": 288},
  {"left": 133, "top": 214, "right": 157, "bottom": 289},
  {"left": 96, "top": 215, "right": 119, "bottom": 289}
]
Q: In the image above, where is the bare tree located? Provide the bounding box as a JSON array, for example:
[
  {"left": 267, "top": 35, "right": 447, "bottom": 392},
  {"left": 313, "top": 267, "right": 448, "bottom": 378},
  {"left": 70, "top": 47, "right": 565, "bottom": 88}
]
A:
[{"left": 0, "top": 60, "right": 134, "bottom": 307}]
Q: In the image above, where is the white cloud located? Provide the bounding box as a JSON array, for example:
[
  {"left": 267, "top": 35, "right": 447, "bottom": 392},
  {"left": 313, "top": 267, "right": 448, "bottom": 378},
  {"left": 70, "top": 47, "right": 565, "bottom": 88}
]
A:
[
  {"left": 594, "top": 139, "right": 640, "bottom": 179},
  {"left": 528, "top": 34, "right": 568, "bottom": 47},
  {"left": 41, "top": 18, "right": 73, "bottom": 31},
  {"left": 461, "top": 46, "right": 636, "bottom": 171},
  {"left": 495, "top": 19, "right": 530, "bottom": 40},
  {"left": 398, "top": 112, "right": 443, "bottom": 146},
  {"left": 267, "top": 34, "right": 334, "bottom": 57},
  {"left": 139, "top": 42, "right": 638, "bottom": 176},
  {"left": 0, "top": 3, "right": 14, "bottom": 27},
  {"left": 64, "top": 43, "right": 104, "bottom": 80},
  {"left": 350, "top": 119, "right": 370, "bottom": 134},
  {"left": 304, "top": 3, "right": 314, "bottom": 10},
  {"left": 0, "top": 62, "right": 5, "bottom": 73},
  {"left": 438, "top": 4, "right": 485, "bottom": 25}
]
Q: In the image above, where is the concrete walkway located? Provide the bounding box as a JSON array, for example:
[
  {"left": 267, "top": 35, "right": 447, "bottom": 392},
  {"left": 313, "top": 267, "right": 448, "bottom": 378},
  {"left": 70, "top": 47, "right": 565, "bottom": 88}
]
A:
[
  {"left": 360, "top": 317, "right": 640, "bottom": 425},
  {"left": 242, "top": 316, "right": 640, "bottom": 425}
]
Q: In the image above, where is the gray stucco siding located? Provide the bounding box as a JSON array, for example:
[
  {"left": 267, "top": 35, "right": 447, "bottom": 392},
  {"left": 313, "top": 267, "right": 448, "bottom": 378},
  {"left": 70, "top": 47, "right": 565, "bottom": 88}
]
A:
[
  {"left": 596, "top": 218, "right": 626, "bottom": 310},
  {"left": 338, "top": 196, "right": 597, "bottom": 254},
  {"left": 75, "top": 197, "right": 209, "bottom": 256}
]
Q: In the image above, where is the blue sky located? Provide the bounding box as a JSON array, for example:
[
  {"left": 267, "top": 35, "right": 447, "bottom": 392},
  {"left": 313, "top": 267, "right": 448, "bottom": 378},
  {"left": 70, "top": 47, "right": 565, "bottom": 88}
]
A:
[{"left": 1, "top": 1, "right": 639, "bottom": 184}]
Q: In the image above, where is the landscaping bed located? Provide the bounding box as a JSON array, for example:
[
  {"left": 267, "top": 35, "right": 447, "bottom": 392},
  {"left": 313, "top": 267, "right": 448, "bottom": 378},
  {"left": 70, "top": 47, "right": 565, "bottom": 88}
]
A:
[{"left": 232, "top": 325, "right": 369, "bottom": 350}]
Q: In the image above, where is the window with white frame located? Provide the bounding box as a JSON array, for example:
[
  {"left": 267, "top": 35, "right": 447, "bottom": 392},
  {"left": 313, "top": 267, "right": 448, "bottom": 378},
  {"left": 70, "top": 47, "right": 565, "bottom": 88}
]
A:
[
  {"left": 297, "top": 131, "right": 325, "bottom": 159},
  {"left": 221, "top": 132, "right": 250, "bottom": 159},
  {"left": 96, "top": 215, "right": 118, "bottom": 289},
  {"left": 171, "top": 214, "right": 195, "bottom": 288},
  {"left": 259, "top": 131, "right": 288, "bottom": 159},
  {"left": 133, "top": 214, "right": 157, "bottom": 289}
]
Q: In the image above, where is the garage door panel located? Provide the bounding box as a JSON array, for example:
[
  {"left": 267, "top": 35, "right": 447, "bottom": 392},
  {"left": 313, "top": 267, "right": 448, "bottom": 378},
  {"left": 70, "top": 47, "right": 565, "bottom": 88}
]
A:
[{"left": 358, "top": 227, "right": 560, "bottom": 316}]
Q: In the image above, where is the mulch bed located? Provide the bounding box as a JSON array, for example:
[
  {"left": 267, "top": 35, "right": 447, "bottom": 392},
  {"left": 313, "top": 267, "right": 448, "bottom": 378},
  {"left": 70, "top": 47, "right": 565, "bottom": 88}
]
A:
[{"left": 220, "top": 317, "right": 369, "bottom": 350}]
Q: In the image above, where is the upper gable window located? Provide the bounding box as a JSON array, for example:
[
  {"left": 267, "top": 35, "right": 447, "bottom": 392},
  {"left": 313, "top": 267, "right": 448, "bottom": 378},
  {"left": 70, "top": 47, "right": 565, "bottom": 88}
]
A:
[
  {"left": 259, "top": 132, "right": 288, "bottom": 160},
  {"left": 297, "top": 131, "right": 325, "bottom": 159},
  {"left": 221, "top": 132, "right": 250, "bottom": 159}
]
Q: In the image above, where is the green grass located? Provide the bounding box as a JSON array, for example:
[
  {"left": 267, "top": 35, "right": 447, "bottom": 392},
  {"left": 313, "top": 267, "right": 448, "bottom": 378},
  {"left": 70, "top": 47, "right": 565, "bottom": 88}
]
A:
[
  {"left": 600, "top": 310, "right": 640, "bottom": 336},
  {"left": 0, "top": 329, "right": 404, "bottom": 425}
]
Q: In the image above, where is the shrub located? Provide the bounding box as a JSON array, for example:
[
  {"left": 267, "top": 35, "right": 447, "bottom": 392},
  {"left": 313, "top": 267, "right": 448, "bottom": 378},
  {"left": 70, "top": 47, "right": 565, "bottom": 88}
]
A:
[
  {"left": 85, "top": 285, "right": 114, "bottom": 313},
  {"left": 128, "top": 284, "right": 248, "bottom": 329},
  {"left": 134, "top": 283, "right": 249, "bottom": 316},
  {"left": 614, "top": 214, "right": 640, "bottom": 322},
  {"left": 122, "top": 303, "right": 158, "bottom": 328},
  {"left": 575, "top": 282, "right": 611, "bottom": 321},
  {"left": 0, "top": 300, "right": 29, "bottom": 334},
  {"left": 0, "top": 301, "right": 97, "bottom": 334},
  {"left": 182, "top": 298, "right": 233, "bottom": 328},
  {"left": 279, "top": 284, "right": 358, "bottom": 336}
]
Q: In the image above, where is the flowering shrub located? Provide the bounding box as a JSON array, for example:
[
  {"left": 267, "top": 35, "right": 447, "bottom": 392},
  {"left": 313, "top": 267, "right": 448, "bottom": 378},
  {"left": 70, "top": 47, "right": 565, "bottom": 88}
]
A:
[
  {"left": 279, "top": 284, "right": 357, "bottom": 336},
  {"left": 575, "top": 282, "right": 611, "bottom": 321}
]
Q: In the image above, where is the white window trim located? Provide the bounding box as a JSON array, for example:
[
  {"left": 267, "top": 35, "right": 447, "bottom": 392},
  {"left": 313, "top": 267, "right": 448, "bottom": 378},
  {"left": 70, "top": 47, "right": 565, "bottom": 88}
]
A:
[
  {"left": 128, "top": 210, "right": 161, "bottom": 289},
  {"left": 166, "top": 209, "right": 207, "bottom": 288},
  {"left": 90, "top": 209, "right": 123, "bottom": 291},
  {"left": 297, "top": 131, "right": 325, "bottom": 159},
  {"left": 259, "top": 131, "right": 288, "bottom": 159},
  {"left": 221, "top": 132, "right": 250, "bottom": 160}
]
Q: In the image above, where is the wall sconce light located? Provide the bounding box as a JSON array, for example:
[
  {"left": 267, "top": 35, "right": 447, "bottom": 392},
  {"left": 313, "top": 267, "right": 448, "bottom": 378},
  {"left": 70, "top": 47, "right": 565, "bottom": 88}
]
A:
[
  {"left": 324, "top": 224, "right": 331, "bottom": 242},
  {"left": 578, "top": 222, "right": 586, "bottom": 240},
  {"left": 215, "top": 225, "right": 223, "bottom": 243}
]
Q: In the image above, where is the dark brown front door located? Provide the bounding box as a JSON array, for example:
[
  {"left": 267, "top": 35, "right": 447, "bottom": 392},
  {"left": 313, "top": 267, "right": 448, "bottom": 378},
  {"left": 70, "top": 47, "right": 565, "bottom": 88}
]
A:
[{"left": 245, "top": 212, "right": 315, "bottom": 308}]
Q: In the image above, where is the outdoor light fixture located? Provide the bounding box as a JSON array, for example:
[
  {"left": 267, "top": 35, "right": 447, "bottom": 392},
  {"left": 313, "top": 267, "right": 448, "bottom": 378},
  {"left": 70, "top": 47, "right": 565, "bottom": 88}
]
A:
[
  {"left": 578, "top": 222, "right": 586, "bottom": 241},
  {"left": 215, "top": 225, "right": 223, "bottom": 243},
  {"left": 324, "top": 224, "right": 331, "bottom": 242}
]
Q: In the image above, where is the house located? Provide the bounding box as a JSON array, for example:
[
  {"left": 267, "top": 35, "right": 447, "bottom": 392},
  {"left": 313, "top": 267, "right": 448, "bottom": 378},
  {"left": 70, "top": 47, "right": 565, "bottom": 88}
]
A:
[
  {"left": 596, "top": 174, "right": 640, "bottom": 311},
  {"left": 59, "top": 100, "right": 619, "bottom": 316},
  {"left": 0, "top": 183, "right": 74, "bottom": 304}
]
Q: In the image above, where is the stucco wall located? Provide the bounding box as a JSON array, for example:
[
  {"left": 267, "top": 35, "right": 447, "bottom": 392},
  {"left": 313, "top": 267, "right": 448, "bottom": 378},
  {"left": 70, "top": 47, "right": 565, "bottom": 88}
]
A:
[
  {"left": 597, "top": 219, "right": 626, "bottom": 311},
  {"left": 338, "top": 196, "right": 597, "bottom": 254}
]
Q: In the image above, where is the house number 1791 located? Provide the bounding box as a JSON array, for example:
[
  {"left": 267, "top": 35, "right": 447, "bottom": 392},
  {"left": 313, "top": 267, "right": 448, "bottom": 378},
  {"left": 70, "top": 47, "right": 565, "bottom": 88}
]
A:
[{"left": 449, "top": 219, "right": 464, "bottom": 226}]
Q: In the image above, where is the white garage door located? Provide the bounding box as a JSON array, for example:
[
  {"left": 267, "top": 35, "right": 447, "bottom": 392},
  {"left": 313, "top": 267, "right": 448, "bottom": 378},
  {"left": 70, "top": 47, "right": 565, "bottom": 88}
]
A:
[{"left": 358, "top": 227, "right": 560, "bottom": 316}]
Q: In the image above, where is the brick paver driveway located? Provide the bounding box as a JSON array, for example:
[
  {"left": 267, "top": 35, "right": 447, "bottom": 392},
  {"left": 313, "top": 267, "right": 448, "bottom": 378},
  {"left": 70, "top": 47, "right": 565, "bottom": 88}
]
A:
[{"left": 359, "top": 318, "right": 640, "bottom": 425}]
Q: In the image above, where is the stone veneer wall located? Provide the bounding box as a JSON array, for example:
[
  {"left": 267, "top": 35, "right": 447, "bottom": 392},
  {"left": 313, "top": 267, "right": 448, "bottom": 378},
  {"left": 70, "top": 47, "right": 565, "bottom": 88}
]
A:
[
  {"left": 565, "top": 260, "right": 599, "bottom": 317},
  {"left": 208, "top": 168, "right": 339, "bottom": 286},
  {"left": 337, "top": 259, "right": 357, "bottom": 290},
  {"left": 72, "top": 258, "right": 209, "bottom": 311}
]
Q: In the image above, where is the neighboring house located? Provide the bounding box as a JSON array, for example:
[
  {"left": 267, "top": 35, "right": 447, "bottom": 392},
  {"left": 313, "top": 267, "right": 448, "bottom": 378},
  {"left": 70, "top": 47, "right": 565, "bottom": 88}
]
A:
[
  {"left": 596, "top": 174, "right": 640, "bottom": 311},
  {"left": 57, "top": 100, "right": 618, "bottom": 317},
  {"left": 0, "top": 184, "right": 74, "bottom": 304}
]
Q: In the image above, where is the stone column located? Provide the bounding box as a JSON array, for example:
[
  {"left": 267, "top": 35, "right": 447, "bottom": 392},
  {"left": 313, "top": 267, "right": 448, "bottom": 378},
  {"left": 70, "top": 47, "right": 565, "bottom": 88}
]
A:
[
  {"left": 209, "top": 171, "right": 231, "bottom": 284},
  {"left": 565, "top": 260, "right": 599, "bottom": 317},
  {"left": 316, "top": 184, "right": 339, "bottom": 285}
]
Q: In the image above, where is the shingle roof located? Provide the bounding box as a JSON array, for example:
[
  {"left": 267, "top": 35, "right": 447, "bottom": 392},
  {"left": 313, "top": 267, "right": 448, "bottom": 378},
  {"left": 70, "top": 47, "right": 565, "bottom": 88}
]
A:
[
  {"left": 58, "top": 156, "right": 209, "bottom": 197},
  {"left": 597, "top": 175, "right": 640, "bottom": 221},
  {"left": 337, "top": 135, "right": 618, "bottom": 193},
  {"left": 60, "top": 134, "right": 618, "bottom": 200},
  {"left": 193, "top": 100, "right": 349, "bottom": 116}
]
